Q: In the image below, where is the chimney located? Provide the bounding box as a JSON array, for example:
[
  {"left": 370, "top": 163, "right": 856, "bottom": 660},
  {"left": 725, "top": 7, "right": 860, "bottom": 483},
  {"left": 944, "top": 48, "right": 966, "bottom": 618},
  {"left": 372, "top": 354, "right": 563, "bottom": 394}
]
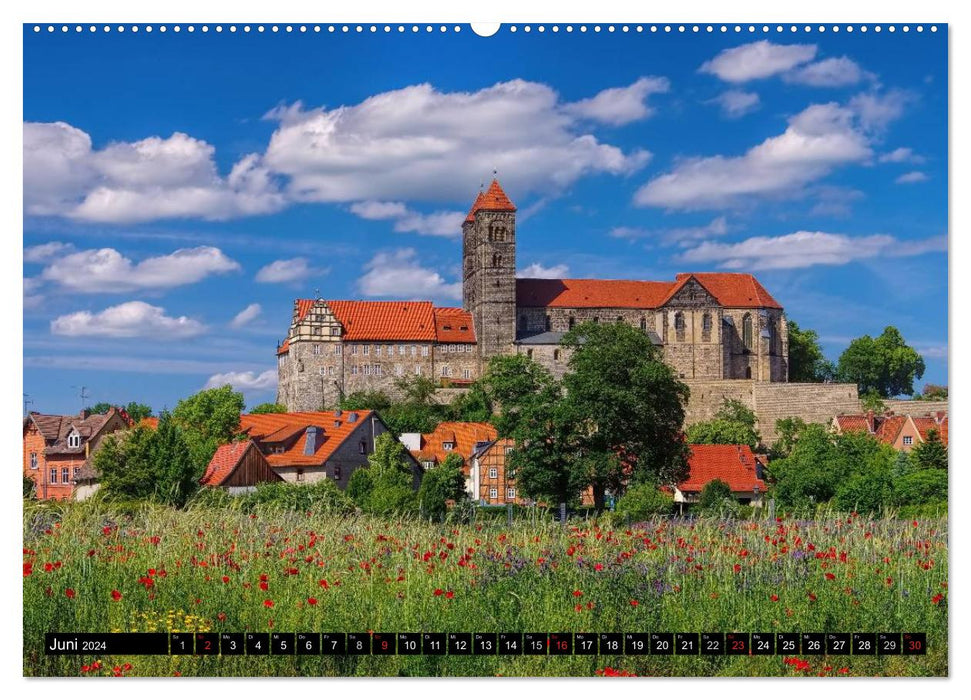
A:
[
  {"left": 304, "top": 426, "right": 320, "bottom": 456},
  {"left": 79, "top": 408, "right": 90, "bottom": 420},
  {"left": 935, "top": 411, "right": 946, "bottom": 424}
]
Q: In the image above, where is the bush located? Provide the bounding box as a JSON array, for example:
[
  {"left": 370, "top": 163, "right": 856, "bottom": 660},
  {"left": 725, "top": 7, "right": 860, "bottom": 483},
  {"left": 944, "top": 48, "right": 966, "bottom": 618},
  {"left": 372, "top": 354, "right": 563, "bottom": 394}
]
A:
[
  {"left": 240, "top": 480, "right": 355, "bottom": 515},
  {"left": 833, "top": 468, "right": 893, "bottom": 515},
  {"left": 615, "top": 484, "right": 672, "bottom": 522},
  {"left": 893, "top": 469, "right": 948, "bottom": 507}
]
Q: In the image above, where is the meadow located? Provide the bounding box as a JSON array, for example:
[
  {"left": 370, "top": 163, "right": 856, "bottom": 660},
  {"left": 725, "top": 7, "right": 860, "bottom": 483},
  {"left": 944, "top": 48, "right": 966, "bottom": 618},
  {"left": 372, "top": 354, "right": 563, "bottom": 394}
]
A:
[{"left": 23, "top": 502, "right": 947, "bottom": 677}]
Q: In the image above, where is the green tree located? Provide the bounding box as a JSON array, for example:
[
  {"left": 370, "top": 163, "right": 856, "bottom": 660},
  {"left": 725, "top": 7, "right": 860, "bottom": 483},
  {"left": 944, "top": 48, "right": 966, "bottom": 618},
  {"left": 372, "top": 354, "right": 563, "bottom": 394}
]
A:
[
  {"left": 124, "top": 402, "right": 153, "bottom": 423},
  {"left": 837, "top": 326, "right": 926, "bottom": 397},
  {"left": 910, "top": 428, "right": 948, "bottom": 471},
  {"left": 362, "top": 433, "right": 418, "bottom": 516},
  {"left": 23, "top": 474, "right": 36, "bottom": 499},
  {"left": 686, "top": 398, "right": 761, "bottom": 450},
  {"left": 249, "top": 402, "right": 288, "bottom": 414},
  {"left": 697, "top": 479, "right": 734, "bottom": 513},
  {"left": 148, "top": 413, "right": 198, "bottom": 507},
  {"left": 860, "top": 389, "right": 888, "bottom": 413},
  {"left": 172, "top": 386, "right": 245, "bottom": 472},
  {"left": 481, "top": 354, "right": 557, "bottom": 436},
  {"left": 614, "top": 483, "right": 672, "bottom": 522},
  {"left": 914, "top": 384, "right": 948, "bottom": 401},
  {"left": 95, "top": 426, "right": 156, "bottom": 500},
  {"left": 340, "top": 390, "right": 392, "bottom": 412},
  {"left": 346, "top": 468, "right": 374, "bottom": 509},
  {"left": 88, "top": 402, "right": 113, "bottom": 415},
  {"left": 417, "top": 452, "right": 468, "bottom": 522},
  {"left": 448, "top": 383, "right": 493, "bottom": 423},
  {"left": 559, "top": 321, "right": 691, "bottom": 510},
  {"left": 770, "top": 417, "right": 808, "bottom": 459},
  {"left": 833, "top": 468, "right": 893, "bottom": 514},
  {"left": 893, "top": 469, "right": 948, "bottom": 506},
  {"left": 787, "top": 320, "right": 836, "bottom": 382}
]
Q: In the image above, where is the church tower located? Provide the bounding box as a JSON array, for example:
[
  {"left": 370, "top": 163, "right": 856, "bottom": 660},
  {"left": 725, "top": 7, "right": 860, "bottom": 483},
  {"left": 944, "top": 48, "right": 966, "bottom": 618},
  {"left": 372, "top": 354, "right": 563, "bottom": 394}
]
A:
[{"left": 462, "top": 179, "right": 517, "bottom": 362}]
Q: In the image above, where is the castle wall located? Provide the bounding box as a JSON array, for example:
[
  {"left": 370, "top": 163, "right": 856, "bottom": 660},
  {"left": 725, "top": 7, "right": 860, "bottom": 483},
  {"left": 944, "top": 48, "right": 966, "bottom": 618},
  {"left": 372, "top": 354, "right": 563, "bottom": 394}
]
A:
[{"left": 883, "top": 399, "right": 949, "bottom": 416}]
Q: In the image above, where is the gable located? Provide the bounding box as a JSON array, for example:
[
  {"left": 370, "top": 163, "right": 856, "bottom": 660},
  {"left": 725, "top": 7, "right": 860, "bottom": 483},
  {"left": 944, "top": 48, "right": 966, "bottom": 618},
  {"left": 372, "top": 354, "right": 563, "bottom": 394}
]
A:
[{"left": 662, "top": 277, "right": 720, "bottom": 308}]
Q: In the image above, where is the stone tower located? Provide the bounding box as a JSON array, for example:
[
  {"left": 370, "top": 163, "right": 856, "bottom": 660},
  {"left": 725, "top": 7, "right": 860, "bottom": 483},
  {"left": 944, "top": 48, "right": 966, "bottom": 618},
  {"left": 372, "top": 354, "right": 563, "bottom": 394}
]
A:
[{"left": 462, "top": 179, "right": 517, "bottom": 362}]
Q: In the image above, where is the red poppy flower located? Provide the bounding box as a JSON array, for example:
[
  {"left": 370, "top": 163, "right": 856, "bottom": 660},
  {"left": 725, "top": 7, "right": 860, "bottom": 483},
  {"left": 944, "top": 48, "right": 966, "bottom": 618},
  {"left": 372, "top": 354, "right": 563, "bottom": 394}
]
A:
[
  {"left": 65, "top": 588, "right": 75, "bottom": 599},
  {"left": 573, "top": 590, "right": 583, "bottom": 597},
  {"left": 222, "top": 576, "right": 230, "bottom": 584},
  {"left": 932, "top": 593, "right": 944, "bottom": 605},
  {"left": 263, "top": 599, "right": 274, "bottom": 608},
  {"left": 808, "top": 592, "right": 817, "bottom": 602},
  {"left": 434, "top": 588, "right": 444, "bottom": 596},
  {"left": 629, "top": 599, "right": 639, "bottom": 607},
  {"left": 770, "top": 594, "right": 780, "bottom": 602},
  {"left": 733, "top": 564, "right": 741, "bottom": 574},
  {"left": 594, "top": 563, "right": 604, "bottom": 572},
  {"left": 111, "top": 590, "right": 122, "bottom": 601},
  {"left": 445, "top": 591, "right": 455, "bottom": 599},
  {"left": 259, "top": 581, "right": 269, "bottom": 591},
  {"left": 825, "top": 573, "right": 836, "bottom": 580},
  {"left": 307, "top": 597, "right": 318, "bottom": 606}
]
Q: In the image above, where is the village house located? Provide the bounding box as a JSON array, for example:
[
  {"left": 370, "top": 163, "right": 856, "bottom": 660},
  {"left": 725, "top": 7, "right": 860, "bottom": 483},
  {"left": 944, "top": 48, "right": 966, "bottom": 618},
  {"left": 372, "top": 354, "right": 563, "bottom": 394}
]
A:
[
  {"left": 399, "top": 421, "right": 524, "bottom": 504},
  {"left": 672, "top": 444, "right": 767, "bottom": 512},
  {"left": 832, "top": 410, "right": 948, "bottom": 452},
  {"left": 23, "top": 408, "right": 131, "bottom": 501},
  {"left": 201, "top": 409, "right": 420, "bottom": 491}
]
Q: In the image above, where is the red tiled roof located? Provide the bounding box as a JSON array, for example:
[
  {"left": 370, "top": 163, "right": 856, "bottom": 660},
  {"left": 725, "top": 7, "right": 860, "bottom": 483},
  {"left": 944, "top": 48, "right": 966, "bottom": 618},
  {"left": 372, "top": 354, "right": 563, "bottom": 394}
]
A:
[
  {"left": 679, "top": 444, "right": 766, "bottom": 494},
  {"left": 328, "top": 301, "right": 437, "bottom": 341},
  {"left": 277, "top": 338, "right": 290, "bottom": 355},
  {"left": 138, "top": 417, "right": 159, "bottom": 430},
  {"left": 200, "top": 440, "right": 251, "bottom": 486},
  {"left": 679, "top": 273, "right": 782, "bottom": 309},
  {"left": 433, "top": 307, "right": 476, "bottom": 343},
  {"left": 516, "top": 273, "right": 781, "bottom": 310},
  {"left": 912, "top": 416, "right": 949, "bottom": 446},
  {"left": 516, "top": 279, "right": 675, "bottom": 309},
  {"left": 875, "top": 415, "right": 906, "bottom": 445},
  {"left": 239, "top": 410, "right": 375, "bottom": 467},
  {"left": 411, "top": 421, "right": 498, "bottom": 470},
  {"left": 466, "top": 179, "right": 516, "bottom": 222},
  {"left": 296, "top": 299, "right": 315, "bottom": 321},
  {"left": 835, "top": 415, "right": 870, "bottom": 433}
]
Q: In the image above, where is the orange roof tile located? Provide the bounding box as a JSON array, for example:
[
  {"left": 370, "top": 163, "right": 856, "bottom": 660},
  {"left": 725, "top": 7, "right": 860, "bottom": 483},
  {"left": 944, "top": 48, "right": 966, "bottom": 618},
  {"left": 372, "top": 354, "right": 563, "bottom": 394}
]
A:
[
  {"left": 328, "top": 301, "right": 437, "bottom": 341},
  {"left": 678, "top": 273, "right": 782, "bottom": 309},
  {"left": 296, "top": 299, "right": 315, "bottom": 321},
  {"left": 516, "top": 273, "right": 781, "bottom": 310},
  {"left": 835, "top": 415, "right": 871, "bottom": 433},
  {"left": 411, "top": 421, "right": 498, "bottom": 470},
  {"left": 912, "top": 416, "right": 948, "bottom": 446},
  {"left": 239, "top": 410, "right": 376, "bottom": 467},
  {"left": 433, "top": 307, "right": 476, "bottom": 343},
  {"left": 277, "top": 338, "right": 290, "bottom": 355},
  {"left": 200, "top": 441, "right": 252, "bottom": 486},
  {"left": 875, "top": 416, "right": 906, "bottom": 445},
  {"left": 466, "top": 179, "right": 516, "bottom": 222},
  {"left": 679, "top": 444, "right": 766, "bottom": 494},
  {"left": 516, "top": 278, "right": 675, "bottom": 309}
]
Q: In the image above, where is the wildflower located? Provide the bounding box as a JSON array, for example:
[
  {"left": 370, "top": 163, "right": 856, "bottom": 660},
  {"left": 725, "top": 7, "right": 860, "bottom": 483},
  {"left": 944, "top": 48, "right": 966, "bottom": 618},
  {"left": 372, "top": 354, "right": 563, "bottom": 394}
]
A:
[
  {"left": 629, "top": 599, "right": 639, "bottom": 607},
  {"left": 263, "top": 599, "right": 274, "bottom": 608},
  {"left": 594, "top": 563, "right": 604, "bottom": 572},
  {"left": 573, "top": 590, "right": 583, "bottom": 597},
  {"left": 434, "top": 588, "right": 444, "bottom": 596},
  {"left": 932, "top": 593, "right": 944, "bottom": 605},
  {"left": 825, "top": 573, "right": 836, "bottom": 580},
  {"left": 733, "top": 564, "right": 742, "bottom": 574},
  {"left": 807, "top": 592, "right": 817, "bottom": 602},
  {"left": 770, "top": 594, "right": 780, "bottom": 602},
  {"left": 222, "top": 576, "right": 230, "bottom": 584},
  {"left": 307, "top": 597, "right": 318, "bottom": 606},
  {"left": 111, "top": 590, "right": 122, "bottom": 602},
  {"left": 65, "top": 588, "right": 76, "bottom": 599},
  {"left": 445, "top": 591, "right": 455, "bottom": 599}
]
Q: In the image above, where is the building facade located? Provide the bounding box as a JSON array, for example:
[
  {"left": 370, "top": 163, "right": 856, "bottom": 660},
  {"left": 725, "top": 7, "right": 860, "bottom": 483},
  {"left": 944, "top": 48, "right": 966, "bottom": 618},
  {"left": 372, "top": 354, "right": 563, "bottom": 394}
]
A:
[{"left": 277, "top": 179, "right": 789, "bottom": 411}]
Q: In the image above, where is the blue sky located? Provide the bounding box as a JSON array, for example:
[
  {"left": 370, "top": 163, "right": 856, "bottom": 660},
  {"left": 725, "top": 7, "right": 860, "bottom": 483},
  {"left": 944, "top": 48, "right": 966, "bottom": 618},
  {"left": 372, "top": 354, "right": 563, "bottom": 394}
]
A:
[{"left": 23, "top": 25, "right": 948, "bottom": 414}]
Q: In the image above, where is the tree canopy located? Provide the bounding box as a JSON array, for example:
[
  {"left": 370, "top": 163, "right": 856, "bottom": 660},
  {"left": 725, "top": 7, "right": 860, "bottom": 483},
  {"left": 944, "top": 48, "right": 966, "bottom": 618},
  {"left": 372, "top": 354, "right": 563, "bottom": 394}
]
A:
[
  {"left": 686, "top": 398, "right": 761, "bottom": 450},
  {"left": 88, "top": 401, "right": 153, "bottom": 422},
  {"left": 787, "top": 320, "right": 836, "bottom": 382},
  {"left": 172, "top": 386, "right": 245, "bottom": 472},
  {"left": 249, "top": 402, "right": 288, "bottom": 414},
  {"left": 837, "top": 326, "right": 925, "bottom": 398},
  {"left": 417, "top": 452, "right": 468, "bottom": 521}
]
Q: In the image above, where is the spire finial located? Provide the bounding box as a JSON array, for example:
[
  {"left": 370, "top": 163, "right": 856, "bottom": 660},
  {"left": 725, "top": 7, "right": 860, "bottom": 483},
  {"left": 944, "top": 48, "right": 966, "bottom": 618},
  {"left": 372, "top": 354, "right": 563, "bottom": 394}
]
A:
[
  {"left": 314, "top": 287, "right": 321, "bottom": 300},
  {"left": 493, "top": 167, "right": 498, "bottom": 179}
]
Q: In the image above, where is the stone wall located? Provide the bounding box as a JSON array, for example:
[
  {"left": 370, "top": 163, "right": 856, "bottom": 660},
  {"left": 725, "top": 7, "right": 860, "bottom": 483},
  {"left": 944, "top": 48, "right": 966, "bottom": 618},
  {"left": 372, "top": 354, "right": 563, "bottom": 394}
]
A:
[
  {"left": 883, "top": 399, "right": 949, "bottom": 416},
  {"left": 684, "top": 380, "right": 860, "bottom": 445}
]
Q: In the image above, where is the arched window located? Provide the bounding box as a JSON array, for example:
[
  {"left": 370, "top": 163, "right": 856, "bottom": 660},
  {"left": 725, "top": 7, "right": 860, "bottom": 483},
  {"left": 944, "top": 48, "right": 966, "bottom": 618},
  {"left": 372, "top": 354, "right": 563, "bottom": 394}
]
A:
[
  {"left": 702, "top": 313, "right": 712, "bottom": 342},
  {"left": 492, "top": 253, "right": 502, "bottom": 268},
  {"left": 742, "top": 313, "right": 753, "bottom": 352},
  {"left": 568, "top": 316, "right": 575, "bottom": 330},
  {"left": 526, "top": 349, "right": 533, "bottom": 359},
  {"left": 745, "top": 366, "right": 752, "bottom": 379},
  {"left": 592, "top": 316, "right": 599, "bottom": 324},
  {"left": 544, "top": 315, "right": 551, "bottom": 332},
  {"left": 553, "top": 349, "right": 560, "bottom": 361},
  {"left": 768, "top": 320, "right": 777, "bottom": 355},
  {"left": 675, "top": 312, "right": 686, "bottom": 342},
  {"left": 640, "top": 317, "right": 646, "bottom": 332}
]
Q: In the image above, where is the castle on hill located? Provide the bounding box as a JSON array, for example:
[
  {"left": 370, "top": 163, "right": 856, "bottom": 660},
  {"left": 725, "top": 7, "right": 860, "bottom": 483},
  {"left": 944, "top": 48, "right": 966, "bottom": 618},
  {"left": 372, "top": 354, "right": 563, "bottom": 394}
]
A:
[{"left": 276, "top": 179, "right": 789, "bottom": 412}]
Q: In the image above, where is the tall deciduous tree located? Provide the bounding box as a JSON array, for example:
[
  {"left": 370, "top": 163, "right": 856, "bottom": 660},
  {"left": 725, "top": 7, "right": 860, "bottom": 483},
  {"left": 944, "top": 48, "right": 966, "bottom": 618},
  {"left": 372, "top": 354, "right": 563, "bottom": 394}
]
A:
[
  {"left": 686, "top": 398, "right": 761, "bottom": 450},
  {"left": 787, "top": 321, "right": 836, "bottom": 382},
  {"left": 417, "top": 452, "right": 468, "bottom": 521},
  {"left": 837, "top": 326, "right": 926, "bottom": 398},
  {"left": 910, "top": 428, "right": 948, "bottom": 471},
  {"left": 172, "top": 386, "right": 245, "bottom": 472},
  {"left": 249, "top": 402, "right": 288, "bottom": 414}
]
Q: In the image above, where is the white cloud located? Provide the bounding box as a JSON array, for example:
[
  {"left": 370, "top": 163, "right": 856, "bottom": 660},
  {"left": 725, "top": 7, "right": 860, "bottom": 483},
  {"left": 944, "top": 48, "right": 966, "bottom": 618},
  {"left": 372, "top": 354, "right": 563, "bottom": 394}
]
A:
[
  {"left": 879, "top": 147, "right": 925, "bottom": 164},
  {"left": 50, "top": 300, "right": 206, "bottom": 338},
  {"left": 896, "top": 171, "right": 929, "bottom": 184},
  {"left": 609, "top": 217, "right": 729, "bottom": 246},
  {"left": 809, "top": 186, "right": 865, "bottom": 217},
  {"left": 784, "top": 57, "right": 873, "bottom": 87},
  {"left": 262, "top": 80, "right": 652, "bottom": 204},
  {"left": 24, "top": 278, "right": 44, "bottom": 309},
  {"left": 24, "top": 241, "right": 75, "bottom": 263},
  {"left": 204, "top": 369, "right": 277, "bottom": 392},
  {"left": 710, "top": 90, "right": 761, "bottom": 118},
  {"left": 634, "top": 94, "right": 903, "bottom": 210},
  {"left": 700, "top": 41, "right": 817, "bottom": 82},
  {"left": 230, "top": 303, "right": 263, "bottom": 328},
  {"left": 564, "top": 77, "right": 669, "bottom": 126},
  {"left": 39, "top": 246, "right": 240, "bottom": 293},
  {"left": 517, "top": 262, "right": 570, "bottom": 279},
  {"left": 679, "top": 231, "right": 947, "bottom": 270},
  {"left": 357, "top": 248, "right": 461, "bottom": 300},
  {"left": 349, "top": 200, "right": 465, "bottom": 238},
  {"left": 913, "top": 344, "right": 948, "bottom": 360},
  {"left": 255, "top": 257, "right": 325, "bottom": 284},
  {"left": 848, "top": 89, "right": 913, "bottom": 131},
  {"left": 24, "top": 122, "right": 285, "bottom": 223}
]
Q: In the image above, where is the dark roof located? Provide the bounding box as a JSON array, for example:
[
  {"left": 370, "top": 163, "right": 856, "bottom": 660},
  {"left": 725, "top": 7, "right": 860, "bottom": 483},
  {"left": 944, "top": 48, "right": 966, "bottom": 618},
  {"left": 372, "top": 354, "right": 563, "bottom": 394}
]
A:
[{"left": 27, "top": 409, "right": 123, "bottom": 455}]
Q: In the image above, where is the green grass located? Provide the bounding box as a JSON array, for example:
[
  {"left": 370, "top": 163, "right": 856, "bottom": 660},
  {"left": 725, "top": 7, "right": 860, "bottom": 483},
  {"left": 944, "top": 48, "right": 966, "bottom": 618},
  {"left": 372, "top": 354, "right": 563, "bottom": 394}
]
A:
[{"left": 23, "top": 501, "right": 947, "bottom": 677}]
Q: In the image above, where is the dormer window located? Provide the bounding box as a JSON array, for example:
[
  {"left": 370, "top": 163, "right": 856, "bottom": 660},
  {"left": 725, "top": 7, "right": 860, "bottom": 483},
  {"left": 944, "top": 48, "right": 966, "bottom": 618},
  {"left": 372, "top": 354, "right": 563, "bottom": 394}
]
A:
[
  {"left": 443, "top": 441, "right": 455, "bottom": 451},
  {"left": 67, "top": 431, "right": 81, "bottom": 449}
]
